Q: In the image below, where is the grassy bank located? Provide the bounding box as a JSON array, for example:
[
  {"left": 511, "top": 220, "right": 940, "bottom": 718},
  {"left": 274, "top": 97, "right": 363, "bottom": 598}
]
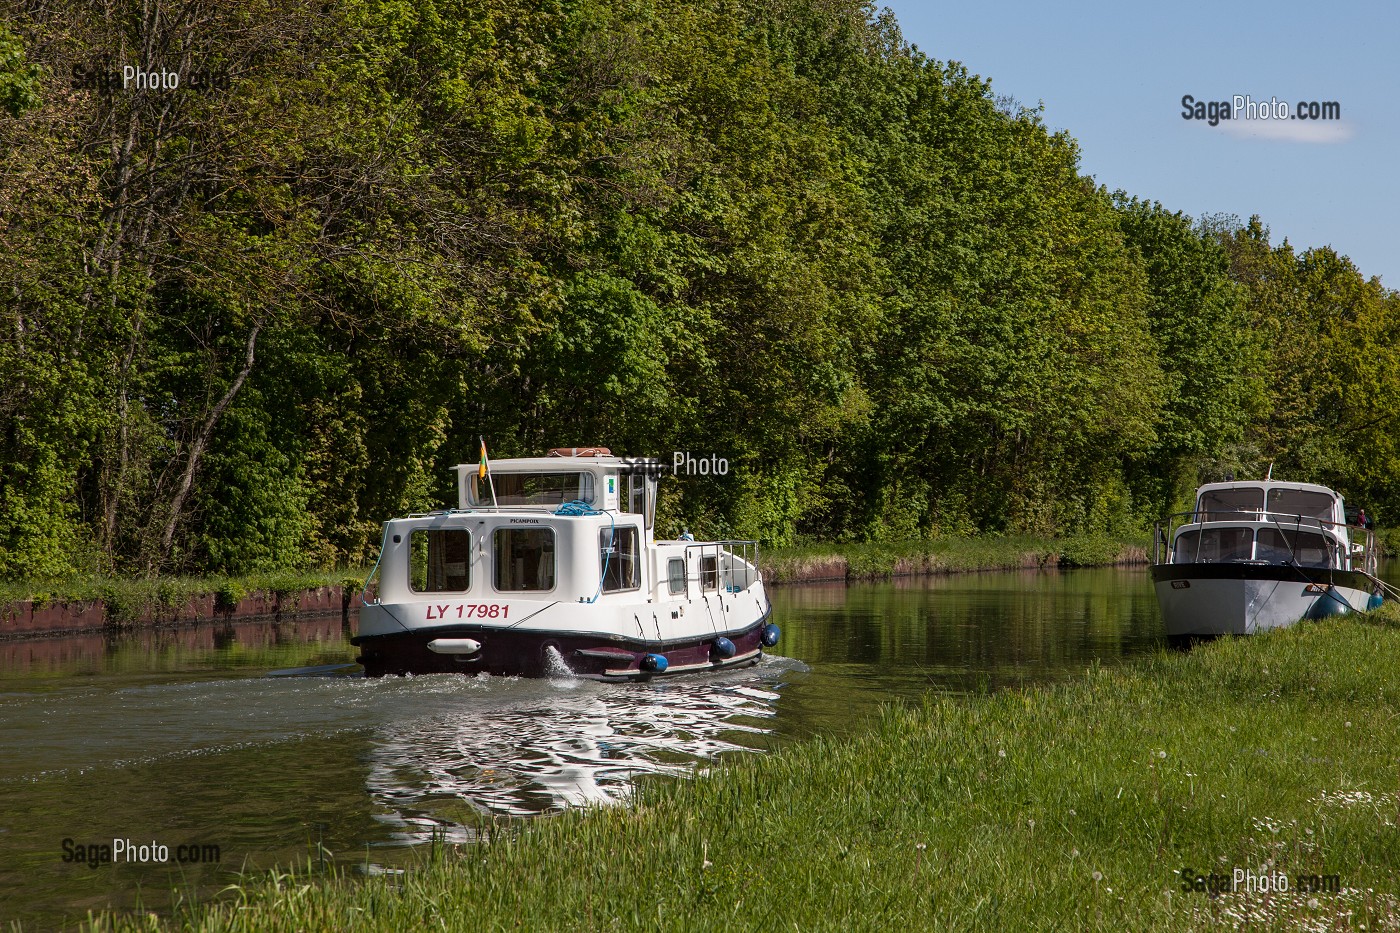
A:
[
  {"left": 763, "top": 534, "right": 1148, "bottom": 584},
  {"left": 0, "top": 570, "right": 366, "bottom": 624},
  {"left": 86, "top": 609, "right": 1400, "bottom": 932}
]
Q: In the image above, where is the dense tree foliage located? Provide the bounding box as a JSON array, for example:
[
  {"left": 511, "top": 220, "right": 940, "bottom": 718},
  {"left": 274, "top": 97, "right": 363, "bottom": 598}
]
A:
[{"left": 1, "top": 0, "right": 1394, "bottom": 576}]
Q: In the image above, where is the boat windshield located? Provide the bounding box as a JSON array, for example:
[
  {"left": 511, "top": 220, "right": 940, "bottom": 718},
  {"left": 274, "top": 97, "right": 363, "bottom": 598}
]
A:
[
  {"left": 1197, "top": 488, "right": 1263, "bottom": 521},
  {"left": 473, "top": 472, "right": 595, "bottom": 507},
  {"left": 1173, "top": 527, "right": 1253, "bottom": 563},
  {"left": 1256, "top": 528, "right": 1338, "bottom": 568},
  {"left": 1174, "top": 526, "right": 1341, "bottom": 567},
  {"left": 1265, "top": 488, "right": 1335, "bottom": 523}
]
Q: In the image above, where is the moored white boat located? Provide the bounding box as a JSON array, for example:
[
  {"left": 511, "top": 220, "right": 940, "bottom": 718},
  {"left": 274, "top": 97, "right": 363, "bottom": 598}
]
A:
[
  {"left": 1150, "top": 479, "right": 1382, "bottom": 640},
  {"left": 352, "top": 448, "right": 778, "bottom": 679}
]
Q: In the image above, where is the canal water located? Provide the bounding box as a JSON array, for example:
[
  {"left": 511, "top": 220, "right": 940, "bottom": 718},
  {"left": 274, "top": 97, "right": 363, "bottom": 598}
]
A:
[{"left": 0, "top": 567, "right": 1162, "bottom": 926}]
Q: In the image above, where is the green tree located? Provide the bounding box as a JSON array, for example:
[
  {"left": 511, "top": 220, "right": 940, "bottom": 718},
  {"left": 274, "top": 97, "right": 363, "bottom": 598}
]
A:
[
  {"left": 1114, "top": 197, "right": 1260, "bottom": 520},
  {"left": 0, "top": 23, "right": 42, "bottom": 117}
]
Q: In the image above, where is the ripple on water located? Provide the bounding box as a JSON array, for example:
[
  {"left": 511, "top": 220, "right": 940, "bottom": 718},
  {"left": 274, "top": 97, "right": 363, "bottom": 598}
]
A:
[{"left": 364, "top": 658, "right": 799, "bottom": 841}]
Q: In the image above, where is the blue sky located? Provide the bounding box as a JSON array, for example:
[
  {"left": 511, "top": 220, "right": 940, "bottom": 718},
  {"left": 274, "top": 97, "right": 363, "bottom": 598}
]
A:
[{"left": 881, "top": 0, "right": 1398, "bottom": 286}]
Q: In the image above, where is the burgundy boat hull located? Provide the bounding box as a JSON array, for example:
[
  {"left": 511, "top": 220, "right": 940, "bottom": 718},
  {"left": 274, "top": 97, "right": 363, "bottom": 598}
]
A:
[{"left": 352, "top": 611, "right": 772, "bottom": 680}]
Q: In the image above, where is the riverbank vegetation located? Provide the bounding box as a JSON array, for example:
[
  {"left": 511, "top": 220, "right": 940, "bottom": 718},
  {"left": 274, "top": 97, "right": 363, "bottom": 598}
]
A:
[
  {"left": 0, "top": 533, "right": 1138, "bottom": 623},
  {"left": 83, "top": 609, "right": 1400, "bottom": 932},
  {"left": 763, "top": 534, "right": 1146, "bottom": 584},
  {"left": 0, "top": 569, "right": 361, "bottom": 621},
  {"left": 0, "top": 535, "right": 1137, "bottom": 607},
  {"left": 4, "top": 1, "right": 1399, "bottom": 580}
]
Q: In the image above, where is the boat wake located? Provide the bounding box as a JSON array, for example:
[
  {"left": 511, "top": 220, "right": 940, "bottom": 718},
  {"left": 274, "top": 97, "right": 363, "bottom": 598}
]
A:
[
  {"left": 542, "top": 645, "right": 576, "bottom": 680},
  {"left": 364, "top": 661, "right": 796, "bottom": 843}
]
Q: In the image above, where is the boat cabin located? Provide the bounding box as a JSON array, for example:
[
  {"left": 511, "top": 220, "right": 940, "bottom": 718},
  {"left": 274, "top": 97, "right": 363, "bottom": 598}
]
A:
[
  {"left": 453, "top": 452, "right": 658, "bottom": 532},
  {"left": 371, "top": 449, "right": 757, "bottom": 608},
  {"left": 1164, "top": 480, "right": 1368, "bottom": 571}
]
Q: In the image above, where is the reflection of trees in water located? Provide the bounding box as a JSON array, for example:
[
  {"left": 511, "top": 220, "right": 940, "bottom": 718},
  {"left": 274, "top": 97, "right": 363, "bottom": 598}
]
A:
[
  {"left": 0, "top": 616, "right": 348, "bottom": 676},
  {"left": 765, "top": 571, "right": 1167, "bottom": 744},
  {"left": 772, "top": 565, "right": 1164, "bottom": 728},
  {"left": 365, "top": 673, "right": 786, "bottom": 842},
  {"left": 776, "top": 569, "right": 1162, "bottom": 678}
]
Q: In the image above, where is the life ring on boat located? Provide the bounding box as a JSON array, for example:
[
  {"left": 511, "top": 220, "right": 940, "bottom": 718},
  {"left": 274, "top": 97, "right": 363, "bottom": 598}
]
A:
[{"left": 547, "top": 447, "right": 612, "bottom": 458}]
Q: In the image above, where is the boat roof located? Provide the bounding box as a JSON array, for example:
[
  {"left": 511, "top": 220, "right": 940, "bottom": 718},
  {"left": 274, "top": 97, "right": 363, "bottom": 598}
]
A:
[
  {"left": 1195, "top": 480, "right": 1340, "bottom": 498},
  {"left": 452, "top": 455, "right": 660, "bottom": 474}
]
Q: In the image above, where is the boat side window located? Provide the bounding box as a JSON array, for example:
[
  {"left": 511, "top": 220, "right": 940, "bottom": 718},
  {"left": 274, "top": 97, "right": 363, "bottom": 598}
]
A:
[
  {"left": 1198, "top": 488, "right": 1263, "bottom": 521},
  {"left": 1255, "top": 528, "right": 1337, "bottom": 567},
  {"left": 619, "top": 472, "right": 646, "bottom": 516},
  {"left": 1266, "top": 488, "right": 1334, "bottom": 524},
  {"left": 700, "top": 555, "right": 719, "bottom": 592},
  {"left": 667, "top": 558, "right": 686, "bottom": 596},
  {"left": 1173, "top": 527, "right": 1253, "bottom": 563},
  {"left": 493, "top": 528, "right": 556, "bottom": 591},
  {"left": 485, "top": 472, "right": 595, "bottom": 507},
  {"left": 409, "top": 529, "right": 472, "bottom": 593},
  {"left": 599, "top": 526, "right": 641, "bottom": 592}
]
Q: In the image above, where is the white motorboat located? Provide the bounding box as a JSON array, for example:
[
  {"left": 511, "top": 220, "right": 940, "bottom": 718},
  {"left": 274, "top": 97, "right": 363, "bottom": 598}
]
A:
[
  {"left": 352, "top": 448, "right": 778, "bottom": 679},
  {"left": 1150, "top": 479, "right": 1382, "bottom": 640}
]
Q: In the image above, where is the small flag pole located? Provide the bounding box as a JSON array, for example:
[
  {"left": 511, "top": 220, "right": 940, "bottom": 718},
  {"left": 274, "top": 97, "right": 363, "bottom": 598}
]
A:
[{"left": 480, "top": 436, "right": 499, "bottom": 509}]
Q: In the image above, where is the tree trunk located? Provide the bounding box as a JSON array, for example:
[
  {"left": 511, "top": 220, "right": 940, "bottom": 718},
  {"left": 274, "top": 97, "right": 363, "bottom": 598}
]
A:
[{"left": 156, "top": 319, "right": 263, "bottom": 570}]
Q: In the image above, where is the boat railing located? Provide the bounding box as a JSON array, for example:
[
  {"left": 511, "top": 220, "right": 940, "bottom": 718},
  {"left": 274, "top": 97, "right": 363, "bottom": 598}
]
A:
[
  {"left": 400, "top": 508, "right": 478, "bottom": 519},
  {"left": 684, "top": 540, "right": 760, "bottom": 593},
  {"left": 1152, "top": 510, "right": 1377, "bottom": 574},
  {"left": 399, "top": 506, "right": 572, "bottom": 519}
]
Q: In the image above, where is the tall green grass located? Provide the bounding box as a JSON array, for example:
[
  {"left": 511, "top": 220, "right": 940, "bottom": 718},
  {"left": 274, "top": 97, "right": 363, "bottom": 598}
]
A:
[{"left": 83, "top": 609, "right": 1400, "bottom": 931}]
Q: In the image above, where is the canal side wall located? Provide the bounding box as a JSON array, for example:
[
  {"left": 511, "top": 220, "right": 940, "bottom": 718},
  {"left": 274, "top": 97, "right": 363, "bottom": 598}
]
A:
[{"left": 0, "top": 586, "right": 351, "bottom": 638}]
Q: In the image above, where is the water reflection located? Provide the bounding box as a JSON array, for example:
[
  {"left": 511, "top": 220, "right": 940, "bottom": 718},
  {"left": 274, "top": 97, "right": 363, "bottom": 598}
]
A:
[
  {"left": 0, "top": 615, "right": 348, "bottom": 681},
  {"left": 366, "top": 666, "right": 794, "bottom": 840},
  {"left": 768, "top": 568, "right": 1165, "bottom": 739}
]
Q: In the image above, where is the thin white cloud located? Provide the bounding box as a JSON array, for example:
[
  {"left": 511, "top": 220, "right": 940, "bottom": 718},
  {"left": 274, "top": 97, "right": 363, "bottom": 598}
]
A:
[{"left": 1217, "top": 118, "right": 1356, "bottom": 144}]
